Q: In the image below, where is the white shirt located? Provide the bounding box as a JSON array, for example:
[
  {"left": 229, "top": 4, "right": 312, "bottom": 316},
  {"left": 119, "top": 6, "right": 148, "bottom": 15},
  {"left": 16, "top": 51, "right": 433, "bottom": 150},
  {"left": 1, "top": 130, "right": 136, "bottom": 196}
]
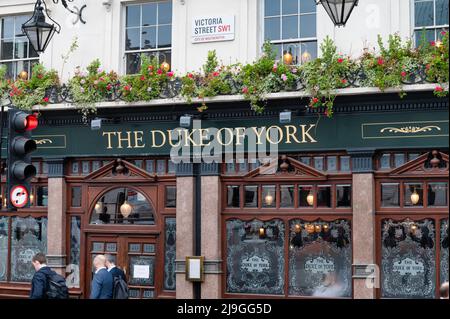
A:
[{"left": 95, "top": 266, "right": 106, "bottom": 274}]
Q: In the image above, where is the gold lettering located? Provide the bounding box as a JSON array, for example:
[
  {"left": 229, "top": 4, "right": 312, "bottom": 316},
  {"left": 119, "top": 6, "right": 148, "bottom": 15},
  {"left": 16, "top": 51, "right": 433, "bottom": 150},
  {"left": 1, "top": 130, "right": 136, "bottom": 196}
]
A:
[
  {"left": 217, "top": 128, "right": 234, "bottom": 146},
  {"left": 285, "top": 125, "right": 302, "bottom": 144},
  {"left": 199, "top": 129, "right": 211, "bottom": 146},
  {"left": 133, "top": 131, "right": 145, "bottom": 148},
  {"left": 183, "top": 129, "right": 201, "bottom": 147},
  {"left": 167, "top": 129, "right": 181, "bottom": 147},
  {"left": 102, "top": 131, "right": 117, "bottom": 149},
  {"left": 300, "top": 124, "right": 317, "bottom": 143},
  {"left": 117, "top": 131, "right": 133, "bottom": 149},
  {"left": 151, "top": 130, "right": 167, "bottom": 148},
  {"left": 235, "top": 127, "right": 246, "bottom": 146},
  {"left": 266, "top": 126, "right": 283, "bottom": 144},
  {"left": 251, "top": 127, "right": 265, "bottom": 145}
]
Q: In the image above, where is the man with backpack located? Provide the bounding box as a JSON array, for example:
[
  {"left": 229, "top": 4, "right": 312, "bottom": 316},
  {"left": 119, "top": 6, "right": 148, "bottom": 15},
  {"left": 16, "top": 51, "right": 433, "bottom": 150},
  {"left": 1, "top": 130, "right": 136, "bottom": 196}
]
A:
[
  {"left": 30, "top": 252, "right": 69, "bottom": 299},
  {"left": 105, "top": 254, "right": 128, "bottom": 299}
]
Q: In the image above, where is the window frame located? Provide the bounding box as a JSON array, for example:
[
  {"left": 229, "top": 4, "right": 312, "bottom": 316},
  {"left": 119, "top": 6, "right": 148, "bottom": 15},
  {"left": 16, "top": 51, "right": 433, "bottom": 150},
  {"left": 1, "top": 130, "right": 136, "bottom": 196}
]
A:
[
  {"left": 412, "top": 0, "right": 449, "bottom": 45},
  {"left": 123, "top": 0, "right": 173, "bottom": 74},
  {"left": 0, "top": 14, "right": 39, "bottom": 79}
]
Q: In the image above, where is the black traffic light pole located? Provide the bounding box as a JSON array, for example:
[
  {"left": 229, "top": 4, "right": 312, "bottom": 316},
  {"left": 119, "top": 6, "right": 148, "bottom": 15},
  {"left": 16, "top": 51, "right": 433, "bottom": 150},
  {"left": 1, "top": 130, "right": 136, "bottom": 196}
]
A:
[{"left": 0, "top": 102, "right": 6, "bottom": 181}]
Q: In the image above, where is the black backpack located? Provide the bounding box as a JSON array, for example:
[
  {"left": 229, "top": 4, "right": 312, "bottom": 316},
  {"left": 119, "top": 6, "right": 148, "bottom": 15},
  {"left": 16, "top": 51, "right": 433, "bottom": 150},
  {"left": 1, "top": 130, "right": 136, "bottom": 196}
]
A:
[
  {"left": 46, "top": 272, "right": 69, "bottom": 299},
  {"left": 113, "top": 276, "right": 129, "bottom": 299}
]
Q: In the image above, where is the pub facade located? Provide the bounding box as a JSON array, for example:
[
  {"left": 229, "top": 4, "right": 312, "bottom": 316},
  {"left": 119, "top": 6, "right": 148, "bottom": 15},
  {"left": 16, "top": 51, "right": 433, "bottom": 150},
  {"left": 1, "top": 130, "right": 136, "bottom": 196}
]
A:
[{"left": 0, "top": 0, "right": 448, "bottom": 299}]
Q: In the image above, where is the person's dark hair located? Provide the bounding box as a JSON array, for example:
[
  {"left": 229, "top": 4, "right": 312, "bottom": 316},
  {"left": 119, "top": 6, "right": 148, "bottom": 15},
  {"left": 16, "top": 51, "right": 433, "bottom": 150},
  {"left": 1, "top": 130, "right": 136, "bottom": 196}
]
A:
[
  {"left": 32, "top": 253, "right": 47, "bottom": 264},
  {"left": 440, "top": 282, "right": 449, "bottom": 298},
  {"left": 105, "top": 254, "right": 115, "bottom": 264}
]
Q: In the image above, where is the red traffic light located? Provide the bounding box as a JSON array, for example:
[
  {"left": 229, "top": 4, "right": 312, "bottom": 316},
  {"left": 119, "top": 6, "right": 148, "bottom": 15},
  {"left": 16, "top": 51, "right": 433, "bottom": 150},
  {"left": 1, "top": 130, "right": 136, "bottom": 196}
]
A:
[{"left": 25, "top": 114, "right": 38, "bottom": 131}]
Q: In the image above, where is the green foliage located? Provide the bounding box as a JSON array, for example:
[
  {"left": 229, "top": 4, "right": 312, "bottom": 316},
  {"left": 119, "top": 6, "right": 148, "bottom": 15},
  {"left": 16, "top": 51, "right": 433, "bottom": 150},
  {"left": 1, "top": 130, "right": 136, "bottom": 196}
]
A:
[{"left": 9, "top": 63, "right": 59, "bottom": 110}]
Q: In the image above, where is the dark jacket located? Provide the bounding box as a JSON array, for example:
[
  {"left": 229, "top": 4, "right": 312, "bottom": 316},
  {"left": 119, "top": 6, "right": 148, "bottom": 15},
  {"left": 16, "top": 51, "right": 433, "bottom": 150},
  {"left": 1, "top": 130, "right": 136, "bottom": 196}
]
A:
[
  {"left": 90, "top": 268, "right": 113, "bottom": 299},
  {"left": 30, "top": 266, "right": 54, "bottom": 299},
  {"left": 109, "top": 266, "right": 126, "bottom": 282}
]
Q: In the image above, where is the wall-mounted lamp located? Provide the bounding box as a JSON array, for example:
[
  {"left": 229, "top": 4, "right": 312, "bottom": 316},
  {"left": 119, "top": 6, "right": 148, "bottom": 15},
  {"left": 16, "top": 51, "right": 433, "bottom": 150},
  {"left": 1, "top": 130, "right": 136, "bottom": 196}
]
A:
[
  {"left": 179, "top": 115, "right": 192, "bottom": 128},
  {"left": 279, "top": 110, "right": 292, "bottom": 124},
  {"left": 264, "top": 192, "right": 274, "bottom": 206}
]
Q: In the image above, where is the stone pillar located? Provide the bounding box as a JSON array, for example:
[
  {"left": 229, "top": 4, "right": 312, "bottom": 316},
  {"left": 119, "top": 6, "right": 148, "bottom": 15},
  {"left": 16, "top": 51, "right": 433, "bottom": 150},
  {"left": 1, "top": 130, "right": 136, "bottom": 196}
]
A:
[
  {"left": 46, "top": 159, "right": 67, "bottom": 276},
  {"left": 175, "top": 163, "right": 194, "bottom": 299},
  {"left": 200, "top": 163, "right": 222, "bottom": 299},
  {"left": 349, "top": 150, "right": 377, "bottom": 299}
]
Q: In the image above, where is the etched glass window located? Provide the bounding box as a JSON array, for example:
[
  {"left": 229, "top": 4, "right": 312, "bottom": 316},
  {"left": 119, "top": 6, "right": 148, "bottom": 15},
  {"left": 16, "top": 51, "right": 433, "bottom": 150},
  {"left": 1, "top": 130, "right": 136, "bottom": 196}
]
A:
[
  {"left": 381, "top": 219, "right": 436, "bottom": 298},
  {"left": 380, "top": 154, "right": 391, "bottom": 169},
  {"left": 128, "top": 256, "right": 155, "bottom": 286},
  {"left": 165, "top": 186, "right": 176, "bottom": 208},
  {"left": 71, "top": 186, "right": 82, "bottom": 207},
  {"left": 164, "top": 217, "right": 176, "bottom": 291},
  {"left": 66, "top": 216, "right": 81, "bottom": 288},
  {"left": 404, "top": 183, "right": 424, "bottom": 207},
  {"left": 289, "top": 219, "right": 352, "bottom": 297},
  {"left": 280, "top": 185, "right": 294, "bottom": 208},
  {"left": 10, "top": 217, "right": 47, "bottom": 282},
  {"left": 226, "top": 219, "right": 285, "bottom": 295},
  {"left": 91, "top": 188, "right": 155, "bottom": 225},
  {"left": 441, "top": 219, "right": 449, "bottom": 285},
  {"left": 0, "top": 217, "right": 8, "bottom": 281},
  {"left": 340, "top": 156, "right": 350, "bottom": 172},
  {"left": 336, "top": 185, "right": 351, "bottom": 207}
]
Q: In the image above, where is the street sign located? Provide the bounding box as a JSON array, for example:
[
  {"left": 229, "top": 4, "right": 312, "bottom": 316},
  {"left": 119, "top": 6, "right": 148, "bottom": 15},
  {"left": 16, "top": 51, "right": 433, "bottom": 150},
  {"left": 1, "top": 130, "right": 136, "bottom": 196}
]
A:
[{"left": 9, "top": 185, "right": 29, "bottom": 208}]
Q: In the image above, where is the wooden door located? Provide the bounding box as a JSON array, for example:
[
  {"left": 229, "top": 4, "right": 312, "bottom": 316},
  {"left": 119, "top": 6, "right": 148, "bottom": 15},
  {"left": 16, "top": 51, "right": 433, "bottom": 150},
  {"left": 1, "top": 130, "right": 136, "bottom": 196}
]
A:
[{"left": 86, "top": 235, "right": 157, "bottom": 299}]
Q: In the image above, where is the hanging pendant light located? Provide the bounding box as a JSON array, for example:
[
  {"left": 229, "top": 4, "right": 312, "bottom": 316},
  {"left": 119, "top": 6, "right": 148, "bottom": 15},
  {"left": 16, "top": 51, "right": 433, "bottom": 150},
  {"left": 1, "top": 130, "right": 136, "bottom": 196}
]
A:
[
  {"left": 22, "top": 0, "right": 61, "bottom": 54},
  {"left": 306, "top": 190, "right": 314, "bottom": 206},
  {"left": 410, "top": 189, "right": 420, "bottom": 205},
  {"left": 120, "top": 200, "right": 133, "bottom": 218},
  {"left": 264, "top": 192, "right": 274, "bottom": 206},
  {"left": 317, "top": 0, "right": 359, "bottom": 27}
]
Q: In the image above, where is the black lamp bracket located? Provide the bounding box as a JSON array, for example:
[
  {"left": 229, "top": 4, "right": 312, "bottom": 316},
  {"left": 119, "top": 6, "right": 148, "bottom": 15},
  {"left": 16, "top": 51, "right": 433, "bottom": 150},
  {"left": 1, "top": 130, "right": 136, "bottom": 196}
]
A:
[{"left": 52, "top": 0, "right": 87, "bottom": 24}]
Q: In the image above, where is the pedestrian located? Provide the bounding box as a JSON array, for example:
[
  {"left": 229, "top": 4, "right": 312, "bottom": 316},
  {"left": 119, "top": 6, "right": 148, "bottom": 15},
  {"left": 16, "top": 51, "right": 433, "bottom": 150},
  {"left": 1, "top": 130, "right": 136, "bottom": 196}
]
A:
[
  {"left": 30, "top": 252, "right": 68, "bottom": 299},
  {"left": 105, "top": 254, "right": 126, "bottom": 281},
  {"left": 105, "top": 254, "right": 128, "bottom": 299},
  {"left": 90, "top": 254, "right": 113, "bottom": 299},
  {"left": 440, "top": 282, "right": 449, "bottom": 299}
]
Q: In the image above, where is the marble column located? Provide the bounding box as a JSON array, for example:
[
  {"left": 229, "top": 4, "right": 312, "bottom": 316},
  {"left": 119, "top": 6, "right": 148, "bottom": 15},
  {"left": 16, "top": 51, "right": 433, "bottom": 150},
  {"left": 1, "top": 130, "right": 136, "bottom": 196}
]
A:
[
  {"left": 46, "top": 159, "right": 67, "bottom": 276},
  {"left": 175, "top": 163, "right": 195, "bottom": 299},
  {"left": 200, "top": 163, "right": 222, "bottom": 299},
  {"left": 349, "top": 150, "right": 377, "bottom": 299}
]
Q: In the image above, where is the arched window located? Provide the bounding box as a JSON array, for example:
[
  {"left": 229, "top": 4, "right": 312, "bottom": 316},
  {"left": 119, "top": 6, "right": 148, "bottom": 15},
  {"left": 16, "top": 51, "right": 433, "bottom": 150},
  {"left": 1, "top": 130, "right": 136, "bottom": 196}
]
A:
[{"left": 90, "top": 188, "right": 155, "bottom": 225}]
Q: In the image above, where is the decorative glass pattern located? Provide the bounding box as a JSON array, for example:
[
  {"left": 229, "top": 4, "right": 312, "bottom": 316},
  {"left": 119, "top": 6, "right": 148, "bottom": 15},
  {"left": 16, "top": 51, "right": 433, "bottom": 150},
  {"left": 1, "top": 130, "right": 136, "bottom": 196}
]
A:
[
  {"left": 225, "top": 162, "right": 235, "bottom": 174},
  {"left": 327, "top": 156, "right": 337, "bottom": 171},
  {"left": 128, "top": 255, "right": 155, "bottom": 286},
  {"left": 226, "top": 219, "right": 285, "bottom": 295},
  {"left": 289, "top": 219, "right": 352, "bottom": 297},
  {"left": 164, "top": 217, "right": 176, "bottom": 290},
  {"left": 441, "top": 219, "right": 449, "bottom": 285},
  {"left": 0, "top": 217, "right": 8, "bottom": 281},
  {"left": 394, "top": 154, "right": 405, "bottom": 168},
  {"left": 380, "top": 154, "right": 391, "bottom": 169},
  {"left": 280, "top": 185, "right": 294, "bottom": 208},
  {"left": 313, "top": 157, "right": 324, "bottom": 171},
  {"left": 143, "top": 289, "right": 154, "bottom": 298},
  {"left": 92, "top": 161, "right": 101, "bottom": 171},
  {"left": 145, "top": 160, "right": 154, "bottom": 173},
  {"left": 381, "top": 219, "right": 436, "bottom": 298},
  {"left": 129, "top": 289, "right": 140, "bottom": 298},
  {"left": 156, "top": 159, "right": 166, "bottom": 174},
  {"left": 82, "top": 161, "right": 90, "bottom": 175},
  {"left": 340, "top": 156, "right": 350, "bottom": 172},
  {"left": 67, "top": 216, "right": 81, "bottom": 288},
  {"left": 143, "top": 244, "right": 155, "bottom": 253},
  {"left": 71, "top": 186, "right": 82, "bottom": 207},
  {"left": 129, "top": 243, "right": 141, "bottom": 252},
  {"left": 300, "top": 157, "right": 310, "bottom": 166},
  {"left": 72, "top": 162, "right": 79, "bottom": 174},
  {"left": 92, "top": 242, "right": 104, "bottom": 252},
  {"left": 10, "top": 217, "right": 47, "bottom": 282},
  {"left": 106, "top": 243, "right": 117, "bottom": 252}
]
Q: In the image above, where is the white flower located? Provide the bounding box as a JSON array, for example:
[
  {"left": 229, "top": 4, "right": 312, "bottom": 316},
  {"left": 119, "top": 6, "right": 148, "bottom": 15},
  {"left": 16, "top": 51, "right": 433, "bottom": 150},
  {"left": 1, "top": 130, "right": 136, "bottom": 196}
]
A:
[
  {"left": 147, "top": 86, "right": 152, "bottom": 92},
  {"left": 80, "top": 79, "right": 86, "bottom": 85}
]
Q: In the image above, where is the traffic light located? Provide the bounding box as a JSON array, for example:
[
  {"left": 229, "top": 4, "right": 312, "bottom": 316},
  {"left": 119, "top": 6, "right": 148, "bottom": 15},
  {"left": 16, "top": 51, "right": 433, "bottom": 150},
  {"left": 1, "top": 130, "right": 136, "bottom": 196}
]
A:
[{"left": 7, "top": 109, "right": 38, "bottom": 210}]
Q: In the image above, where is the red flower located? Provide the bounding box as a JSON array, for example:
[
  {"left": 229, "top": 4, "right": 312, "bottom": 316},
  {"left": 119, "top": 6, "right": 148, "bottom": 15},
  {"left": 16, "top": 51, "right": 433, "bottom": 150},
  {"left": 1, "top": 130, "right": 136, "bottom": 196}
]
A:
[
  {"left": 401, "top": 71, "right": 407, "bottom": 77},
  {"left": 341, "top": 79, "right": 347, "bottom": 84},
  {"left": 37, "top": 74, "right": 43, "bottom": 79},
  {"left": 272, "top": 64, "right": 278, "bottom": 72},
  {"left": 106, "top": 84, "right": 112, "bottom": 91},
  {"left": 430, "top": 41, "right": 436, "bottom": 47},
  {"left": 9, "top": 92, "right": 14, "bottom": 97},
  {"left": 212, "top": 71, "right": 220, "bottom": 77},
  {"left": 187, "top": 73, "right": 194, "bottom": 79},
  {"left": 167, "top": 71, "right": 174, "bottom": 77},
  {"left": 124, "top": 85, "right": 131, "bottom": 91},
  {"left": 157, "top": 69, "right": 163, "bottom": 75},
  {"left": 426, "top": 64, "right": 431, "bottom": 70},
  {"left": 337, "top": 58, "right": 344, "bottom": 63},
  {"left": 377, "top": 58, "right": 384, "bottom": 65},
  {"left": 441, "top": 31, "right": 447, "bottom": 36},
  {"left": 140, "top": 75, "right": 146, "bottom": 81},
  {"left": 242, "top": 87, "right": 249, "bottom": 94},
  {"left": 435, "top": 86, "right": 444, "bottom": 92},
  {"left": 42, "top": 97, "right": 49, "bottom": 103},
  {"left": 148, "top": 65, "right": 154, "bottom": 71}
]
